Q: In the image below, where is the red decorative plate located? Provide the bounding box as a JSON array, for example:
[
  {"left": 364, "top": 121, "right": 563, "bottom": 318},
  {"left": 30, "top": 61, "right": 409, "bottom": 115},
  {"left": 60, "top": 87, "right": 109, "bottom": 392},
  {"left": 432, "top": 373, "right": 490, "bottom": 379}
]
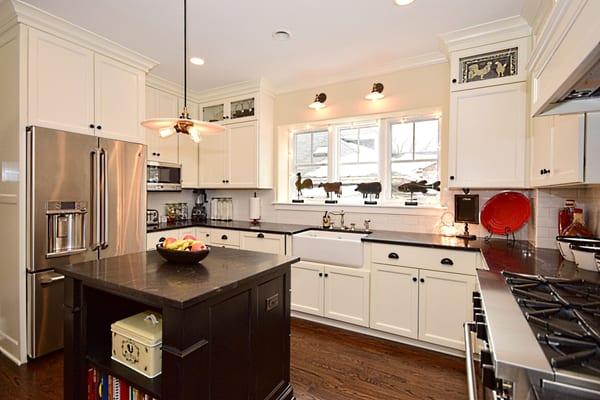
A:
[{"left": 480, "top": 192, "right": 531, "bottom": 235}]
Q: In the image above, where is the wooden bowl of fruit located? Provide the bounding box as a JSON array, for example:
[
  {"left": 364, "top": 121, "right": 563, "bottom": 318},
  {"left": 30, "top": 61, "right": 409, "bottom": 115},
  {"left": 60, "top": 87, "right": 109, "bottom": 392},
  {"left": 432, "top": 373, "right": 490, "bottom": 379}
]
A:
[{"left": 156, "top": 235, "right": 210, "bottom": 264}]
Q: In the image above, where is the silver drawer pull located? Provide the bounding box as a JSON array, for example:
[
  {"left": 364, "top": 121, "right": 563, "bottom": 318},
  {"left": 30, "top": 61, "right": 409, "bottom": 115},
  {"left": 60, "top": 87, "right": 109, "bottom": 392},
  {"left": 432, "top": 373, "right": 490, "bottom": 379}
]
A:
[{"left": 40, "top": 275, "right": 65, "bottom": 286}]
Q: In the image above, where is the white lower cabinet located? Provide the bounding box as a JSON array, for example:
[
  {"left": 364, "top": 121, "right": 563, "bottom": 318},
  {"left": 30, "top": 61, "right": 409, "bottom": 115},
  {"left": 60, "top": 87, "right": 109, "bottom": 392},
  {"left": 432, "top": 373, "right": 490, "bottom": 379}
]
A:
[
  {"left": 291, "top": 261, "right": 324, "bottom": 316},
  {"left": 323, "top": 265, "right": 370, "bottom": 327},
  {"left": 146, "top": 231, "right": 167, "bottom": 251},
  {"left": 291, "top": 261, "right": 370, "bottom": 326},
  {"left": 240, "top": 232, "right": 285, "bottom": 255},
  {"left": 418, "top": 270, "right": 477, "bottom": 350},
  {"left": 370, "top": 264, "right": 419, "bottom": 339},
  {"left": 195, "top": 229, "right": 211, "bottom": 242}
]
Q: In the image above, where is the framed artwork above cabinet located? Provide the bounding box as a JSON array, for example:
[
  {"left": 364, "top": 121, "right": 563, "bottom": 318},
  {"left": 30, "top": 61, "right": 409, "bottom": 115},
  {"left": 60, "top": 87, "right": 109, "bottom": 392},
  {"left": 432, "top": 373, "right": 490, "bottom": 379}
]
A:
[{"left": 450, "top": 37, "right": 530, "bottom": 92}]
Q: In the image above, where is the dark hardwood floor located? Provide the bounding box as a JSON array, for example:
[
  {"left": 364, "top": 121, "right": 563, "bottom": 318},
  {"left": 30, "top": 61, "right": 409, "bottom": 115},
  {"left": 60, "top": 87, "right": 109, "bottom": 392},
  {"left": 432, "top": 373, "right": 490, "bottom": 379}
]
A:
[{"left": 0, "top": 318, "right": 467, "bottom": 400}]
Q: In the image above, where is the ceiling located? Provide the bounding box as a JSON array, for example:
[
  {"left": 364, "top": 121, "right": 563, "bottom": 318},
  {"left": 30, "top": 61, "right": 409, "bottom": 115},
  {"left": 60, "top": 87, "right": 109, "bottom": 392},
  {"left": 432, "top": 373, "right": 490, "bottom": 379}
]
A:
[{"left": 21, "top": 0, "right": 526, "bottom": 93}]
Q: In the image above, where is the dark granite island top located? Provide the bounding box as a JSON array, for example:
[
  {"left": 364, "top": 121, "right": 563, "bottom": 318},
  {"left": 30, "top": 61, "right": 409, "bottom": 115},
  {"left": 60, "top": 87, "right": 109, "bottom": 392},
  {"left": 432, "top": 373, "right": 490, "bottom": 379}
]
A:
[
  {"left": 56, "top": 247, "right": 299, "bottom": 309},
  {"left": 58, "top": 247, "right": 298, "bottom": 400}
]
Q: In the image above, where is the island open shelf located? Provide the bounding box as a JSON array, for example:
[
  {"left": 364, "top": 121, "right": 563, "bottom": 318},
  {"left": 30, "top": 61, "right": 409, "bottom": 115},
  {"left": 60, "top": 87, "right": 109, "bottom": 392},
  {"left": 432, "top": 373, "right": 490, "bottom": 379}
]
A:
[{"left": 58, "top": 248, "right": 298, "bottom": 400}]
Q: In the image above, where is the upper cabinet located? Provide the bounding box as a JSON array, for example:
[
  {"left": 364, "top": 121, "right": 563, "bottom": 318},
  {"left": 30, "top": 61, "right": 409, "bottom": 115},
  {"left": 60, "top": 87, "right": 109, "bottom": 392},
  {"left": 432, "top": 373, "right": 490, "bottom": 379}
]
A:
[
  {"left": 530, "top": 112, "right": 600, "bottom": 187},
  {"left": 145, "top": 87, "right": 179, "bottom": 164},
  {"left": 448, "top": 82, "right": 527, "bottom": 188},
  {"left": 28, "top": 28, "right": 148, "bottom": 144},
  {"left": 201, "top": 94, "right": 257, "bottom": 124},
  {"left": 449, "top": 37, "right": 529, "bottom": 92},
  {"left": 446, "top": 35, "right": 530, "bottom": 189},
  {"left": 529, "top": 1, "right": 600, "bottom": 116}
]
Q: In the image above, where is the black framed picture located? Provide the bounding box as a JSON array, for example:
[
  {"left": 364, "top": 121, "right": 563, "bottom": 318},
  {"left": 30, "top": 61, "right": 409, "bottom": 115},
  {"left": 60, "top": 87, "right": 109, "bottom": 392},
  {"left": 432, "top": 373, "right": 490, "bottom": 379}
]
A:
[{"left": 455, "top": 194, "right": 479, "bottom": 224}]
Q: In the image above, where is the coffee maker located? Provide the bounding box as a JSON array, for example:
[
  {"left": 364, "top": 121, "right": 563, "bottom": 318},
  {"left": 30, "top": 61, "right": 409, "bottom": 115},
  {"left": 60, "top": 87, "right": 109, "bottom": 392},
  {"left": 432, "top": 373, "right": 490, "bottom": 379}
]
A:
[{"left": 191, "top": 190, "right": 207, "bottom": 222}]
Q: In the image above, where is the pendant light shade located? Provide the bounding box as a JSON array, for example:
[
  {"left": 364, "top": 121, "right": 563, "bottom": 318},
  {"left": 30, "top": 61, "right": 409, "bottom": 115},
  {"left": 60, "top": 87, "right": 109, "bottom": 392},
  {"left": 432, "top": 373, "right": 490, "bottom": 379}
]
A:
[{"left": 140, "top": 0, "right": 224, "bottom": 142}]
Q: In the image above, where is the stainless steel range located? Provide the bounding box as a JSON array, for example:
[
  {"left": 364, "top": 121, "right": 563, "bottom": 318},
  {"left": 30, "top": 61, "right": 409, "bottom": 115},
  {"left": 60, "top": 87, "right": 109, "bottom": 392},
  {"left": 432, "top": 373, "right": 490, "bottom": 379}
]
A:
[{"left": 466, "top": 270, "right": 600, "bottom": 400}]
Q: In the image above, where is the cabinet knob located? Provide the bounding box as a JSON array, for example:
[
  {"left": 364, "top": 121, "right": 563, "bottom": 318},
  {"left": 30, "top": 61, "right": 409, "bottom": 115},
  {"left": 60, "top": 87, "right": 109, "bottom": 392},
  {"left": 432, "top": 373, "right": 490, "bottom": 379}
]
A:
[
  {"left": 451, "top": 78, "right": 457, "bottom": 84},
  {"left": 89, "top": 124, "right": 95, "bottom": 129},
  {"left": 319, "top": 272, "right": 323, "bottom": 277},
  {"left": 420, "top": 278, "right": 425, "bottom": 283},
  {"left": 257, "top": 233, "right": 264, "bottom": 238},
  {"left": 412, "top": 277, "right": 417, "bottom": 282},
  {"left": 324, "top": 273, "right": 329, "bottom": 278},
  {"left": 96, "top": 125, "right": 102, "bottom": 130},
  {"left": 440, "top": 258, "right": 454, "bottom": 266},
  {"left": 221, "top": 234, "right": 228, "bottom": 240},
  {"left": 450, "top": 175, "right": 455, "bottom": 180},
  {"left": 388, "top": 252, "right": 399, "bottom": 259}
]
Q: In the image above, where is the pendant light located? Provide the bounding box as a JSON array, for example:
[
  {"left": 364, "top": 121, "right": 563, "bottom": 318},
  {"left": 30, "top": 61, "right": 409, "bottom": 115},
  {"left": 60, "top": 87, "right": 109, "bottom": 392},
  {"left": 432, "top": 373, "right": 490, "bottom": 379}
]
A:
[
  {"left": 365, "top": 83, "right": 384, "bottom": 101},
  {"left": 308, "top": 93, "right": 327, "bottom": 110},
  {"left": 141, "top": 0, "right": 224, "bottom": 142}
]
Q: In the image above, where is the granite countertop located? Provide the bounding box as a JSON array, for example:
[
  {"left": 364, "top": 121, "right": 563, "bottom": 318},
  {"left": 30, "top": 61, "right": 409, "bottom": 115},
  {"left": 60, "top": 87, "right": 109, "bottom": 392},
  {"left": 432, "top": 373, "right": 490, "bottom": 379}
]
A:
[
  {"left": 56, "top": 247, "right": 299, "bottom": 309},
  {"left": 147, "top": 220, "right": 312, "bottom": 235},
  {"left": 362, "top": 230, "right": 600, "bottom": 281}
]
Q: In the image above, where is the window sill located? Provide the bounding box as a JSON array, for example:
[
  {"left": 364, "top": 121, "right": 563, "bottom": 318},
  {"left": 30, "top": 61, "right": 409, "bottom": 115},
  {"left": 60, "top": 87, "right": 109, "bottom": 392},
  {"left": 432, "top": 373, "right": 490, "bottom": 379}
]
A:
[{"left": 272, "top": 201, "right": 447, "bottom": 216}]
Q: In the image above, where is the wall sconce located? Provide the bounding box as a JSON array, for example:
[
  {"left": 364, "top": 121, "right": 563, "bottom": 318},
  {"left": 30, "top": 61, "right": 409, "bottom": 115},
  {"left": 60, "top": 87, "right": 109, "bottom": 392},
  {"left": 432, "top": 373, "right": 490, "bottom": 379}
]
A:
[
  {"left": 308, "top": 93, "right": 327, "bottom": 110},
  {"left": 365, "top": 83, "right": 384, "bottom": 101}
]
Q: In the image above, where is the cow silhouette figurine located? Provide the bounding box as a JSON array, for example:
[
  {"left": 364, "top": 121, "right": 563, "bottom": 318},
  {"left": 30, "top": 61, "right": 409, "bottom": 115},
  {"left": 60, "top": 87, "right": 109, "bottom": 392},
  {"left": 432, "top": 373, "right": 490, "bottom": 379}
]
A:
[
  {"left": 295, "top": 173, "right": 313, "bottom": 197},
  {"left": 319, "top": 182, "right": 342, "bottom": 199}
]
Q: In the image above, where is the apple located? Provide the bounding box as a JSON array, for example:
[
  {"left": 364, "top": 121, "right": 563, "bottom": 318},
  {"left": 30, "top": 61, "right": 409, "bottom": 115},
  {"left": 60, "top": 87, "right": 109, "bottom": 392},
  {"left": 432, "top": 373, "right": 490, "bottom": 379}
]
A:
[
  {"left": 191, "top": 242, "right": 206, "bottom": 252},
  {"left": 183, "top": 234, "right": 197, "bottom": 241},
  {"left": 163, "top": 237, "right": 177, "bottom": 247}
]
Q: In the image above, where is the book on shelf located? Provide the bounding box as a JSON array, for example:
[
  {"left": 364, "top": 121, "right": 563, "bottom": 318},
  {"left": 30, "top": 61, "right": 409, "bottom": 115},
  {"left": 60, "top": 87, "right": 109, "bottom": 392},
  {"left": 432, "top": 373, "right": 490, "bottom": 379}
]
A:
[{"left": 87, "top": 367, "right": 157, "bottom": 400}]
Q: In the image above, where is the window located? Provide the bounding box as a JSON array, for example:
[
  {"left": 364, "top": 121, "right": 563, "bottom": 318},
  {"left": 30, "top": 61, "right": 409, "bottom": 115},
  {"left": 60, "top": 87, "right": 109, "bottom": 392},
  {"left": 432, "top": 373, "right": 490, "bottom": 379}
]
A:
[
  {"left": 289, "top": 115, "right": 440, "bottom": 205},
  {"left": 390, "top": 119, "right": 440, "bottom": 203},
  {"left": 337, "top": 124, "right": 379, "bottom": 199},
  {"left": 292, "top": 130, "right": 329, "bottom": 198}
]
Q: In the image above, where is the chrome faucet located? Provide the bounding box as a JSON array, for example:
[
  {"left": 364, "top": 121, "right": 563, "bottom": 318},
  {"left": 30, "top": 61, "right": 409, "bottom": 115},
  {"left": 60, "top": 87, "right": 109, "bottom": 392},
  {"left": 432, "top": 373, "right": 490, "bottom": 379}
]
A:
[
  {"left": 363, "top": 219, "right": 371, "bottom": 231},
  {"left": 329, "top": 210, "right": 346, "bottom": 229}
]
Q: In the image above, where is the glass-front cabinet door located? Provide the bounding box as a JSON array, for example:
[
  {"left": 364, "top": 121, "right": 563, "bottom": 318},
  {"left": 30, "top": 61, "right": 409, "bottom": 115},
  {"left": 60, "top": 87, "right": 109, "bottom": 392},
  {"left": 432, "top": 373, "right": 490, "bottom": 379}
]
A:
[
  {"left": 201, "top": 93, "right": 259, "bottom": 124},
  {"left": 202, "top": 102, "right": 225, "bottom": 122},
  {"left": 230, "top": 97, "right": 255, "bottom": 120}
]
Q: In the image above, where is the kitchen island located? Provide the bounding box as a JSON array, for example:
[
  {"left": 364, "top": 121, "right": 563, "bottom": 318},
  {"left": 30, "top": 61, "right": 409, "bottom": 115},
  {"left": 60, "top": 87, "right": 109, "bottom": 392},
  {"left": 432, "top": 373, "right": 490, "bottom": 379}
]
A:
[{"left": 56, "top": 247, "right": 299, "bottom": 400}]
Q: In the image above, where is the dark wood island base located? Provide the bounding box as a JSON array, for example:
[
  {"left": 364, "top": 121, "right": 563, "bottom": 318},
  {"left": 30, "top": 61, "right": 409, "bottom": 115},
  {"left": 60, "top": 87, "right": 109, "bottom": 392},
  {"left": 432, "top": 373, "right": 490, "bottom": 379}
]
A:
[{"left": 58, "top": 248, "right": 299, "bottom": 400}]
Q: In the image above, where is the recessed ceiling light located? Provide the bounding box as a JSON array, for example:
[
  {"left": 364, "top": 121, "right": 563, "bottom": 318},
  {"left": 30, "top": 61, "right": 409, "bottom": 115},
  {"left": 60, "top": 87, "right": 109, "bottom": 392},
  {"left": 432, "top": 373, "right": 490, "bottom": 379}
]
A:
[
  {"left": 272, "top": 30, "right": 291, "bottom": 41},
  {"left": 394, "top": 0, "right": 415, "bottom": 5},
  {"left": 190, "top": 57, "right": 205, "bottom": 65}
]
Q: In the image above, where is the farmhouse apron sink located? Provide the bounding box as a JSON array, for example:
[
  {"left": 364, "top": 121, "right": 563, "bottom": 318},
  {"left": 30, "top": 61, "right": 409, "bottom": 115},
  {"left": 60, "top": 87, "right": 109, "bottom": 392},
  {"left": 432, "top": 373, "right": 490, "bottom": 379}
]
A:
[{"left": 292, "top": 229, "right": 368, "bottom": 268}]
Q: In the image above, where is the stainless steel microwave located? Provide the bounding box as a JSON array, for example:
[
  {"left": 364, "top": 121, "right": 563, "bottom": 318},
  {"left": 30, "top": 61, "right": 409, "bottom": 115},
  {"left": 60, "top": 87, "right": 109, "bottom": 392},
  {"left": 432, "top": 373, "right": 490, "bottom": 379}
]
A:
[{"left": 147, "top": 161, "right": 182, "bottom": 191}]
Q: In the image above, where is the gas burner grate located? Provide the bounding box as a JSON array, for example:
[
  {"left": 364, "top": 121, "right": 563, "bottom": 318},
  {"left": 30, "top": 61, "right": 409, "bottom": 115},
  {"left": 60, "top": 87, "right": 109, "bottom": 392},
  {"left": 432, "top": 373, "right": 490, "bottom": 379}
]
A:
[{"left": 502, "top": 271, "right": 600, "bottom": 373}]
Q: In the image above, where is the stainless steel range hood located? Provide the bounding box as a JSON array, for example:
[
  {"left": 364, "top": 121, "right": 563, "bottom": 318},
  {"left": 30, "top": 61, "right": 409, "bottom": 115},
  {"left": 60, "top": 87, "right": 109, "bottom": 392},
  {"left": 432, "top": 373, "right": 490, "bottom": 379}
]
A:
[{"left": 540, "top": 45, "right": 600, "bottom": 116}]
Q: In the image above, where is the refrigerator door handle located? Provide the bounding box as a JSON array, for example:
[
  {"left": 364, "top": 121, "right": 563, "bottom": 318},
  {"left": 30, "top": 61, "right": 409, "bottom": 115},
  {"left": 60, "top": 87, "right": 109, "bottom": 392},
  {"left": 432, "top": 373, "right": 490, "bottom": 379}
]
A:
[
  {"left": 91, "top": 148, "right": 101, "bottom": 251},
  {"left": 100, "top": 148, "right": 109, "bottom": 249}
]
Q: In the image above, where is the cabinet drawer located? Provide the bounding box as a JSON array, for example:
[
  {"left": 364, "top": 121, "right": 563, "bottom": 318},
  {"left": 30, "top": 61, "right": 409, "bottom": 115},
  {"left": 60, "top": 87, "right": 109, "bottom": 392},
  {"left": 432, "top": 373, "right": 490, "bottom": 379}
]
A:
[
  {"left": 240, "top": 232, "right": 285, "bottom": 255},
  {"left": 371, "top": 243, "right": 478, "bottom": 276},
  {"left": 210, "top": 229, "right": 240, "bottom": 246}
]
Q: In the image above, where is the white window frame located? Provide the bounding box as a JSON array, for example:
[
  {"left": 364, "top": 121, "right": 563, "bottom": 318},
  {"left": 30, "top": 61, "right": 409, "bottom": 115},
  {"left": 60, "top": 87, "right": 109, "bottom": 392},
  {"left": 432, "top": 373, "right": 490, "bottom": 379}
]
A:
[{"left": 285, "top": 112, "right": 442, "bottom": 208}]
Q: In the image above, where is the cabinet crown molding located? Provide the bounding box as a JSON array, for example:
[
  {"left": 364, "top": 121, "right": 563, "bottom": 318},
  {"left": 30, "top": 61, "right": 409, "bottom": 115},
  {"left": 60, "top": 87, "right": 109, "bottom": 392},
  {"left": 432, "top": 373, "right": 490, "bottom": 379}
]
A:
[
  {"left": 2, "top": 0, "right": 158, "bottom": 72},
  {"left": 146, "top": 73, "right": 275, "bottom": 103},
  {"left": 439, "top": 15, "right": 531, "bottom": 54}
]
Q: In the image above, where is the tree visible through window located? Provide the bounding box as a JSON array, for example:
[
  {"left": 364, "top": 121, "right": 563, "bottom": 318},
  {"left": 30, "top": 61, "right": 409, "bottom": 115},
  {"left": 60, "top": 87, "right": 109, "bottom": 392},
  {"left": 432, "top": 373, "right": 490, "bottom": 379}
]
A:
[
  {"left": 292, "top": 130, "right": 328, "bottom": 198},
  {"left": 337, "top": 124, "right": 379, "bottom": 199},
  {"left": 390, "top": 119, "right": 440, "bottom": 203}
]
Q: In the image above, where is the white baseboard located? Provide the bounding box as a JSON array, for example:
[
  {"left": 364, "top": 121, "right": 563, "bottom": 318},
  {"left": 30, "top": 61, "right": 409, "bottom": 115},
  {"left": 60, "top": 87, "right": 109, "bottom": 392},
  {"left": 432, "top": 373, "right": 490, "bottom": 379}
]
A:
[{"left": 291, "top": 311, "right": 465, "bottom": 359}]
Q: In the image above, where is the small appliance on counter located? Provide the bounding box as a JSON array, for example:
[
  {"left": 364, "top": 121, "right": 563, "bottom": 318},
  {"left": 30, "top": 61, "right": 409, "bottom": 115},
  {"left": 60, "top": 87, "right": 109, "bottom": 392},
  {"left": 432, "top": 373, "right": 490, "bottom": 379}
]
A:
[
  {"left": 210, "top": 197, "right": 233, "bottom": 221},
  {"left": 146, "top": 209, "right": 159, "bottom": 226},
  {"left": 191, "top": 190, "right": 208, "bottom": 222},
  {"left": 454, "top": 189, "right": 479, "bottom": 240}
]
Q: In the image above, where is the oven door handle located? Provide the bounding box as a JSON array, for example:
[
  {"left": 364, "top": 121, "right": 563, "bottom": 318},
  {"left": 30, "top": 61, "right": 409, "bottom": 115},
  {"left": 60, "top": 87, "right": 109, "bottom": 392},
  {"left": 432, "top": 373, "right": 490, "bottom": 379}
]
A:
[{"left": 464, "top": 322, "right": 478, "bottom": 400}]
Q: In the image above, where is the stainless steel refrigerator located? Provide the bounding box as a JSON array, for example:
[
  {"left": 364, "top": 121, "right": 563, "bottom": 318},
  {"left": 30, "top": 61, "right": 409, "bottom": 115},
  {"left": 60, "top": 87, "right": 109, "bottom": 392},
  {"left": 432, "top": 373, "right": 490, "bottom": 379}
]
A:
[{"left": 26, "top": 126, "right": 146, "bottom": 358}]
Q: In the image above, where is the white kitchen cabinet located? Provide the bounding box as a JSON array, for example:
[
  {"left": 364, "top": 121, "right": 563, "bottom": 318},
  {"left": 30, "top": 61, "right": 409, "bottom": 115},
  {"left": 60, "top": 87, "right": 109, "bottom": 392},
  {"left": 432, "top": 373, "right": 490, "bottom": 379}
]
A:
[
  {"left": 448, "top": 82, "right": 527, "bottom": 188},
  {"left": 198, "top": 130, "right": 228, "bottom": 186},
  {"left": 201, "top": 94, "right": 258, "bottom": 125},
  {"left": 530, "top": 113, "right": 600, "bottom": 187},
  {"left": 228, "top": 122, "right": 258, "bottom": 187},
  {"left": 93, "top": 54, "right": 145, "bottom": 143},
  {"left": 195, "top": 228, "right": 211, "bottom": 242},
  {"left": 209, "top": 229, "right": 240, "bottom": 247},
  {"left": 370, "top": 264, "right": 419, "bottom": 339},
  {"left": 146, "top": 230, "right": 169, "bottom": 250},
  {"left": 418, "top": 270, "right": 476, "bottom": 350},
  {"left": 28, "top": 29, "right": 95, "bottom": 135},
  {"left": 240, "top": 232, "right": 285, "bottom": 255},
  {"left": 28, "top": 29, "right": 146, "bottom": 143},
  {"left": 291, "top": 261, "right": 324, "bottom": 316},
  {"left": 323, "top": 265, "right": 370, "bottom": 327},
  {"left": 449, "top": 37, "right": 529, "bottom": 92},
  {"left": 178, "top": 99, "right": 199, "bottom": 188},
  {"left": 145, "top": 87, "right": 179, "bottom": 163}
]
